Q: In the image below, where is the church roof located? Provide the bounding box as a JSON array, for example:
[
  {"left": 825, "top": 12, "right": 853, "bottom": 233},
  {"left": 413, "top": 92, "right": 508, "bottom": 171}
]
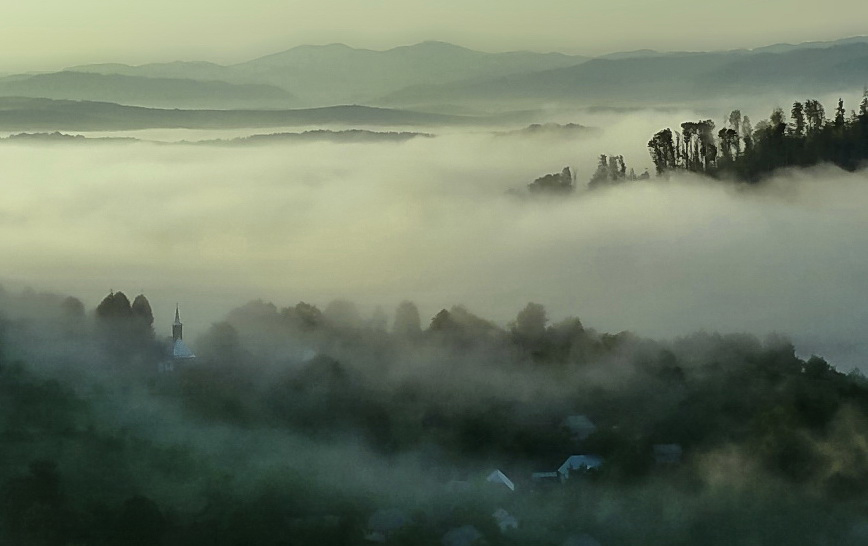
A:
[{"left": 173, "top": 339, "right": 196, "bottom": 359}]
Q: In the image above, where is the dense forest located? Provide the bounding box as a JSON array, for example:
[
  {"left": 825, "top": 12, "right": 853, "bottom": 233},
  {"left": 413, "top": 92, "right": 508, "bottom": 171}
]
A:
[
  {"left": 647, "top": 91, "right": 868, "bottom": 183},
  {"left": 553, "top": 91, "right": 868, "bottom": 192},
  {"left": 3, "top": 288, "right": 868, "bottom": 545}
]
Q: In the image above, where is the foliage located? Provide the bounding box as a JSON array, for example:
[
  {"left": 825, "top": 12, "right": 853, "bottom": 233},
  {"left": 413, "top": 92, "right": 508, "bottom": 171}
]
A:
[
  {"left": 4, "top": 292, "right": 868, "bottom": 544},
  {"left": 528, "top": 167, "right": 574, "bottom": 194},
  {"left": 648, "top": 92, "right": 868, "bottom": 182}
]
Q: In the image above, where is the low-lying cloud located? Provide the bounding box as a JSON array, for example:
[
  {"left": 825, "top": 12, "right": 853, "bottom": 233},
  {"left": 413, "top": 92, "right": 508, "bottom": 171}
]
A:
[{"left": 1, "top": 113, "right": 866, "bottom": 368}]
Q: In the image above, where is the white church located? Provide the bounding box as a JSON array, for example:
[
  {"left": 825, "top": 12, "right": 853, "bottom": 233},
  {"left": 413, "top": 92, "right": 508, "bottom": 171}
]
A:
[{"left": 159, "top": 305, "right": 196, "bottom": 372}]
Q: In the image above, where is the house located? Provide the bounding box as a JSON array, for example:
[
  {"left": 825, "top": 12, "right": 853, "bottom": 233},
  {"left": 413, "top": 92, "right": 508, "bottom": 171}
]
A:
[
  {"left": 558, "top": 455, "right": 604, "bottom": 480},
  {"left": 365, "top": 509, "right": 408, "bottom": 543},
  {"left": 563, "top": 415, "right": 597, "bottom": 440},
  {"left": 492, "top": 508, "right": 518, "bottom": 532},
  {"left": 485, "top": 469, "right": 515, "bottom": 491},
  {"left": 653, "top": 444, "right": 683, "bottom": 464}
]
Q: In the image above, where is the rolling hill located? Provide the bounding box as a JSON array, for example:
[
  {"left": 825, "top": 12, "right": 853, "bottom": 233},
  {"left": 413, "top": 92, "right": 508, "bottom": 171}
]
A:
[
  {"left": 0, "top": 97, "right": 474, "bottom": 131},
  {"left": 0, "top": 71, "right": 295, "bottom": 109}
]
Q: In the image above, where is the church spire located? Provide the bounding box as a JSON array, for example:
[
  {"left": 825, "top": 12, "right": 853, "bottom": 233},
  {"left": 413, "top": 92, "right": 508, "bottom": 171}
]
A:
[
  {"left": 167, "top": 303, "right": 196, "bottom": 363},
  {"left": 173, "top": 304, "right": 183, "bottom": 342}
]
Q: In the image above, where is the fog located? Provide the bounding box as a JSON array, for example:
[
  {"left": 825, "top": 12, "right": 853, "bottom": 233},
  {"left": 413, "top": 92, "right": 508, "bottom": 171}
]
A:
[{"left": 1, "top": 108, "right": 867, "bottom": 369}]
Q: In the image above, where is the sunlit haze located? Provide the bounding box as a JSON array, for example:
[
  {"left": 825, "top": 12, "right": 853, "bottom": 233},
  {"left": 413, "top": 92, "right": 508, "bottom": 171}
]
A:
[{"left": 1, "top": 0, "right": 866, "bottom": 71}]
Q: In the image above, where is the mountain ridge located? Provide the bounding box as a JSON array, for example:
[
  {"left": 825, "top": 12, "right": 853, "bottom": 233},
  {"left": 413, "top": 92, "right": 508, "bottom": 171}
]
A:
[{"left": 21, "top": 35, "right": 868, "bottom": 109}]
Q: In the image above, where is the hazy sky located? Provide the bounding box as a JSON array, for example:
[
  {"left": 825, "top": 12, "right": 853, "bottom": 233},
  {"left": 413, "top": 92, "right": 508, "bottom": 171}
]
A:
[{"left": 2, "top": 0, "right": 866, "bottom": 72}]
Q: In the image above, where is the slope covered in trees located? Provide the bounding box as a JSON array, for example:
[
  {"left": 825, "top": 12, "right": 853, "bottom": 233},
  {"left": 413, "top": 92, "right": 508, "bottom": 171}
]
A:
[
  {"left": 648, "top": 92, "right": 868, "bottom": 182},
  {"left": 3, "top": 289, "right": 868, "bottom": 544}
]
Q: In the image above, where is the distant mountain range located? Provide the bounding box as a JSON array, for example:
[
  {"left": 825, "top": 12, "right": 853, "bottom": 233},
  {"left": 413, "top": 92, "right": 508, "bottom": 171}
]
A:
[
  {"left": 0, "top": 71, "right": 294, "bottom": 109},
  {"left": 0, "top": 36, "right": 865, "bottom": 113},
  {"left": 63, "top": 41, "right": 587, "bottom": 107},
  {"left": 0, "top": 97, "right": 475, "bottom": 131},
  {"left": 0, "top": 129, "right": 430, "bottom": 145},
  {"left": 382, "top": 41, "right": 868, "bottom": 107}
]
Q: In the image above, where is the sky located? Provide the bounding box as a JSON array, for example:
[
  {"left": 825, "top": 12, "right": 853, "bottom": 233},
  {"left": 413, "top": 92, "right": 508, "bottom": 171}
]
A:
[{"left": 1, "top": 0, "right": 866, "bottom": 72}]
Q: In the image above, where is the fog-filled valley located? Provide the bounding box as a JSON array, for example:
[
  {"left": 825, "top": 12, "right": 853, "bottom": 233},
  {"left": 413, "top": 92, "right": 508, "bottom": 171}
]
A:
[
  {"left": 4, "top": 26, "right": 868, "bottom": 545},
  {"left": 2, "top": 105, "right": 868, "bottom": 368}
]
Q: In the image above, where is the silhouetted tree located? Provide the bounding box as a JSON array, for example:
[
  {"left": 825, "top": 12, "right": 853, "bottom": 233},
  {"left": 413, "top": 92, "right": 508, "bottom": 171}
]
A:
[
  {"left": 648, "top": 98, "right": 868, "bottom": 183},
  {"left": 728, "top": 110, "right": 743, "bottom": 155},
  {"left": 834, "top": 98, "right": 846, "bottom": 129},
  {"left": 718, "top": 128, "right": 739, "bottom": 163},
  {"left": 512, "top": 302, "right": 548, "bottom": 341},
  {"left": 588, "top": 154, "right": 610, "bottom": 187},
  {"left": 60, "top": 296, "right": 84, "bottom": 318},
  {"left": 528, "top": 166, "right": 574, "bottom": 194},
  {"left": 198, "top": 322, "right": 243, "bottom": 364},
  {"left": 790, "top": 102, "right": 805, "bottom": 137},
  {"left": 698, "top": 120, "right": 717, "bottom": 171},
  {"left": 860, "top": 88, "right": 868, "bottom": 119},
  {"left": 290, "top": 301, "right": 323, "bottom": 330},
  {"left": 393, "top": 301, "right": 422, "bottom": 337},
  {"left": 96, "top": 290, "right": 132, "bottom": 320},
  {"left": 804, "top": 99, "right": 825, "bottom": 134},
  {"left": 96, "top": 291, "right": 157, "bottom": 365},
  {"left": 647, "top": 128, "right": 676, "bottom": 175},
  {"left": 742, "top": 115, "right": 753, "bottom": 153}
]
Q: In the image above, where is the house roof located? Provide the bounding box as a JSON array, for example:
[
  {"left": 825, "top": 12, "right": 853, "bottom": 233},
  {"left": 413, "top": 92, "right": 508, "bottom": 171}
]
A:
[
  {"left": 558, "top": 455, "right": 604, "bottom": 475},
  {"left": 486, "top": 469, "right": 515, "bottom": 491}
]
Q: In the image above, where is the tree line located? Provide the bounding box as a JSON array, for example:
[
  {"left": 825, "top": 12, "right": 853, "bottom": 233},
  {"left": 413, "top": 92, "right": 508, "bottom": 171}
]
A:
[
  {"left": 6, "top": 291, "right": 868, "bottom": 544},
  {"left": 648, "top": 91, "right": 868, "bottom": 182}
]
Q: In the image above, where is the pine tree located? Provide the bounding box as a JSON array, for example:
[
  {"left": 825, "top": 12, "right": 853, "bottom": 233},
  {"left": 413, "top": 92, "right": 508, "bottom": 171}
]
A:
[{"left": 790, "top": 102, "right": 805, "bottom": 137}]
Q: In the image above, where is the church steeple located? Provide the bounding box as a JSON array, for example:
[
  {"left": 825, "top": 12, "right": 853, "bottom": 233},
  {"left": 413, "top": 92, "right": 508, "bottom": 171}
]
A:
[
  {"left": 173, "top": 304, "right": 183, "bottom": 342},
  {"left": 162, "top": 303, "right": 196, "bottom": 368}
]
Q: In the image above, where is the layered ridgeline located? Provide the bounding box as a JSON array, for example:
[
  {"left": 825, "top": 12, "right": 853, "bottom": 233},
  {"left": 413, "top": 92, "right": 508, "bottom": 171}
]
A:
[
  {"left": 3, "top": 289, "right": 868, "bottom": 545},
  {"left": 0, "top": 98, "right": 473, "bottom": 131},
  {"left": 1, "top": 37, "right": 866, "bottom": 110},
  {"left": 383, "top": 39, "right": 868, "bottom": 107},
  {"left": 0, "top": 71, "right": 295, "bottom": 109},
  {"left": 52, "top": 42, "right": 586, "bottom": 108}
]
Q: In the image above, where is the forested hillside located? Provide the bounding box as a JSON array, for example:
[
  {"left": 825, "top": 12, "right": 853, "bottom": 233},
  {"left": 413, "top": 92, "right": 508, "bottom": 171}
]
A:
[
  {"left": 3, "top": 289, "right": 868, "bottom": 545},
  {"left": 647, "top": 92, "right": 868, "bottom": 182}
]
